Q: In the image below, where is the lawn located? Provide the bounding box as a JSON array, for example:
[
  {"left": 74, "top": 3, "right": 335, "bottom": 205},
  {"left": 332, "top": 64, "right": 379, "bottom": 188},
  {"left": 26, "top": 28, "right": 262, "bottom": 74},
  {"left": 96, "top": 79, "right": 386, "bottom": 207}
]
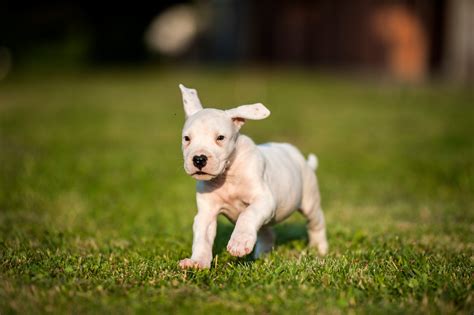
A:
[{"left": 0, "top": 68, "right": 472, "bottom": 314}]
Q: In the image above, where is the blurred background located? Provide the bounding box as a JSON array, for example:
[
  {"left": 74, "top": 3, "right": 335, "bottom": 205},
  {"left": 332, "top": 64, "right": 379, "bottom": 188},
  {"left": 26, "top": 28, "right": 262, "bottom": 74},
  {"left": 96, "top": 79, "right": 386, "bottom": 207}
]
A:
[{"left": 0, "top": 0, "right": 473, "bottom": 82}]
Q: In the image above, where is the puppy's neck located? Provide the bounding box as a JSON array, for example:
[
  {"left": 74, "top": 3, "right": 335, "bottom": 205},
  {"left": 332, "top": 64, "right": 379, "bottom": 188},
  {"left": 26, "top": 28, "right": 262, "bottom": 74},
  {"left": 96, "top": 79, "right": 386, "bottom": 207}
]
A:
[
  {"left": 207, "top": 134, "right": 256, "bottom": 187},
  {"left": 226, "top": 134, "right": 256, "bottom": 173}
]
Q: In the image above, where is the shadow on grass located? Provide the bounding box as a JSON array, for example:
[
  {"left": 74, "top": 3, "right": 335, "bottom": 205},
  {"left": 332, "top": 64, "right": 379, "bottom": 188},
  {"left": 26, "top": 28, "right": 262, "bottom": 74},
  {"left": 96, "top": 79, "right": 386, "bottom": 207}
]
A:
[{"left": 213, "top": 221, "right": 309, "bottom": 263}]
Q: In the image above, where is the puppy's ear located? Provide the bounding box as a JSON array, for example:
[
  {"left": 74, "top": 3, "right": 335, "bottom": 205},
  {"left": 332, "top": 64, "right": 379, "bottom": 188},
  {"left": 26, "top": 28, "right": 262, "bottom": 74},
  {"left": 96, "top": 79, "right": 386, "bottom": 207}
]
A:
[
  {"left": 225, "top": 103, "right": 270, "bottom": 128},
  {"left": 179, "top": 84, "right": 203, "bottom": 118}
]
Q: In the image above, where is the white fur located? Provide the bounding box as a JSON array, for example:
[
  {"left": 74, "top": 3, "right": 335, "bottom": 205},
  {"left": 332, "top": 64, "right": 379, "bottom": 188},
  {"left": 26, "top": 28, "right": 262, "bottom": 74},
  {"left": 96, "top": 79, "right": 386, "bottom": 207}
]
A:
[
  {"left": 178, "top": 84, "right": 328, "bottom": 269},
  {"left": 307, "top": 153, "right": 318, "bottom": 171}
]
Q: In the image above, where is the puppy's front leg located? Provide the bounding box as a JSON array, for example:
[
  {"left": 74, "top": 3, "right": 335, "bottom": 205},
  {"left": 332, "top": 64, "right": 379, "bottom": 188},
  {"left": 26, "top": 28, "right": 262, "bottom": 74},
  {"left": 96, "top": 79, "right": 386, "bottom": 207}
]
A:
[
  {"left": 227, "top": 196, "right": 275, "bottom": 257},
  {"left": 179, "top": 196, "right": 219, "bottom": 269}
]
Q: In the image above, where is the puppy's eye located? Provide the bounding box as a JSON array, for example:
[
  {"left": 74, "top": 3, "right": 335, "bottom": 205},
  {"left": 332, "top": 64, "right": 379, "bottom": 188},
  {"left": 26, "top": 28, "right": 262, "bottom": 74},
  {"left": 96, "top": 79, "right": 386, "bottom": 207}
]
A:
[
  {"left": 183, "top": 136, "right": 190, "bottom": 142},
  {"left": 216, "top": 135, "right": 225, "bottom": 141}
]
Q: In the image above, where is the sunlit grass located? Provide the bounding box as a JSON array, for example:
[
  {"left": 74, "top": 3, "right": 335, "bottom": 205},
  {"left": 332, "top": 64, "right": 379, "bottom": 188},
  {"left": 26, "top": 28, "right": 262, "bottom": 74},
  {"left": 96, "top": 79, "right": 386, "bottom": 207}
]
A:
[{"left": 0, "top": 68, "right": 472, "bottom": 314}]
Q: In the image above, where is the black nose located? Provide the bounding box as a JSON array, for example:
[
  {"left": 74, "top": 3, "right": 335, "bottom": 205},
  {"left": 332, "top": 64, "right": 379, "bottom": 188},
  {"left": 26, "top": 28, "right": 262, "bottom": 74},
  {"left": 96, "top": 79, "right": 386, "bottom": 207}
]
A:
[{"left": 192, "top": 155, "right": 208, "bottom": 170}]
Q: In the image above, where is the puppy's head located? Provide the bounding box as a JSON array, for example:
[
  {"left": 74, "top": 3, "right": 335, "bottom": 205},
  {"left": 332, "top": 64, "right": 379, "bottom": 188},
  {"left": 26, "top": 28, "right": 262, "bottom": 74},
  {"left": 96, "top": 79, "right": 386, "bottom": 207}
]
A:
[{"left": 179, "top": 84, "right": 270, "bottom": 180}]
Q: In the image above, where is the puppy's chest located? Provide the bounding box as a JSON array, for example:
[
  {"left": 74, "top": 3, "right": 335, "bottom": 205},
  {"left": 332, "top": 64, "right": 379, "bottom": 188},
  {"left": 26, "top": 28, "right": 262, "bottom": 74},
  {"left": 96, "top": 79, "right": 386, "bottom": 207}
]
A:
[{"left": 213, "top": 180, "right": 252, "bottom": 221}]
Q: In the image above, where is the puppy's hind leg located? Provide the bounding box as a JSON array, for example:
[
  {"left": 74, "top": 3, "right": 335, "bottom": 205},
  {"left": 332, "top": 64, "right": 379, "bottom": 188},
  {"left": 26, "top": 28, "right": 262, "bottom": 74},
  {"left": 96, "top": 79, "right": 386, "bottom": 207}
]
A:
[
  {"left": 301, "top": 205, "right": 328, "bottom": 256},
  {"left": 300, "top": 171, "right": 328, "bottom": 255},
  {"left": 253, "top": 226, "right": 275, "bottom": 259}
]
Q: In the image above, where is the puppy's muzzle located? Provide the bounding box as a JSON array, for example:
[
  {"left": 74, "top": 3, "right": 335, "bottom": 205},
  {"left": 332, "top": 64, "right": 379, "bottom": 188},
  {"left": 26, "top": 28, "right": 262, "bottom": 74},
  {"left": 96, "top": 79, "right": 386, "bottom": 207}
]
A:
[{"left": 192, "top": 155, "right": 208, "bottom": 170}]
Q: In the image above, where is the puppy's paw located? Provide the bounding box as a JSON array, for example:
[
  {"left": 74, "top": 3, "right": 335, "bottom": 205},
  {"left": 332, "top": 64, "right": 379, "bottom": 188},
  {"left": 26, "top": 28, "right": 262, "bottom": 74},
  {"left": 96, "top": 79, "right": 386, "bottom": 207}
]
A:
[
  {"left": 308, "top": 229, "right": 328, "bottom": 256},
  {"left": 309, "top": 239, "right": 328, "bottom": 256},
  {"left": 317, "top": 241, "right": 328, "bottom": 256},
  {"left": 227, "top": 232, "right": 257, "bottom": 257},
  {"left": 178, "top": 258, "right": 210, "bottom": 269}
]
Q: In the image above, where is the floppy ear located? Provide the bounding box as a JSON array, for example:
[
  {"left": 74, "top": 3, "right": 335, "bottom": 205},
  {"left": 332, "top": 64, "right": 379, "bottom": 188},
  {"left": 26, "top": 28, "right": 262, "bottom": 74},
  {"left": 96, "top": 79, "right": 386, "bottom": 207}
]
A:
[
  {"left": 225, "top": 103, "right": 270, "bottom": 128},
  {"left": 179, "top": 84, "right": 203, "bottom": 118}
]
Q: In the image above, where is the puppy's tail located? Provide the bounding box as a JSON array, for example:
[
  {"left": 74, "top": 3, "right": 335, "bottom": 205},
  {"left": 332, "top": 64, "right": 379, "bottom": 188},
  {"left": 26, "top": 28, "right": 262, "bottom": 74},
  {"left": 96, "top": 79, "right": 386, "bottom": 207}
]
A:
[{"left": 307, "top": 153, "right": 318, "bottom": 171}]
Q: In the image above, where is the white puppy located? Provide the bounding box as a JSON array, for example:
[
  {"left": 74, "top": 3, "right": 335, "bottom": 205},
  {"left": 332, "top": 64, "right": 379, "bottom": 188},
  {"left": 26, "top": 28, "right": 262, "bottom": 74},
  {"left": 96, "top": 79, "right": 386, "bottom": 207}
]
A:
[{"left": 178, "top": 84, "right": 328, "bottom": 269}]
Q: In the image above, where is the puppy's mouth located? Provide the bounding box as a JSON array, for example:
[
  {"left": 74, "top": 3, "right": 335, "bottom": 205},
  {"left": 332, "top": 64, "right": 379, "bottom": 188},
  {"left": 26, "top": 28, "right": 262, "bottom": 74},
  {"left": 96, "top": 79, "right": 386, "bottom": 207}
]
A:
[
  {"left": 192, "top": 171, "right": 212, "bottom": 176},
  {"left": 191, "top": 171, "right": 217, "bottom": 180},
  {"left": 185, "top": 158, "right": 229, "bottom": 180}
]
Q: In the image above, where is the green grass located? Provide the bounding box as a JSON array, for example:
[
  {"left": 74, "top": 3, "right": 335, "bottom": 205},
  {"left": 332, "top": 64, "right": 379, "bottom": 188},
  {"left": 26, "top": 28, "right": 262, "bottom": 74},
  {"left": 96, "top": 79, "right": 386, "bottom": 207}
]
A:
[{"left": 0, "top": 68, "right": 473, "bottom": 314}]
